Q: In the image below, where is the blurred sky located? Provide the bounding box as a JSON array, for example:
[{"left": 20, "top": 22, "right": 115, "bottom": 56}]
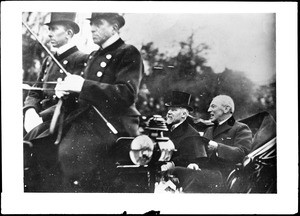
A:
[{"left": 72, "top": 13, "right": 276, "bottom": 85}]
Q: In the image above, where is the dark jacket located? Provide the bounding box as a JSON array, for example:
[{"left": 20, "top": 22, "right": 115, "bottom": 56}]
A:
[
  {"left": 23, "top": 46, "right": 88, "bottom": 121},
  {"left": 169, "top": 120, "right": 207, "bottom": 167},
  {"left": 203, "top": 116, "right": 253, "bottom": 177},
  {"left": 24, "top": 38, "right": 143, "bottom": 192},
  {"left": 168, "top": 116, "right": 253, "bottom": 193}
]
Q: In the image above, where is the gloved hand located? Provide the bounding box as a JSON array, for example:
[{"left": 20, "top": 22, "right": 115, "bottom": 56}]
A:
[
  {"left": 187, "top": 163, "right": 201, "bottom": 170},
  {"left": 24, "top": 108, "right": 43, "bottom": 132},
  {"left": 208, "top": 140, "right": 218, "bottom": 151},
  {"left": 161, "top": 161, "right": 175, "bottom": 171},
  {"left": 55, "top": 78, "right": 70, "bottom": 99},
  {"left": 56, "top": 75, "right": 84, "bottom": 93}
]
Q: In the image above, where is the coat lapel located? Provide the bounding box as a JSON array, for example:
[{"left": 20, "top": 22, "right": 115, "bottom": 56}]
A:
[
  {"left": 170, "top": 120, "right": 187, "bottom": 140},
  {"left": 213, "top": 123, "right": 232, "bottom": 138},
  {"left": 213, "top": 116, "right": 235, "bottom": 138}
]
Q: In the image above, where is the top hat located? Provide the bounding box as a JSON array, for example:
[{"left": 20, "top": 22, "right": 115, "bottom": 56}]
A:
[
  {"left": 87, "top": 13, "right": 125, "bottom": 29},
  {"left": 45, "top": 12, "right": 80, "bottom": 34},
  {"left": 165, "top": 91, "right": 193, "bottom": 111}
]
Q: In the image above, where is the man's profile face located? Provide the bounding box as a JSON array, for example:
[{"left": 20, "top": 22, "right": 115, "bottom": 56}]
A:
[
  {"left": 207, "top": 98, "right": 226, "bottom": 123},
  {"left": 90, "top": 19, "right": 115, "bottom": 46},
  {"left": 48, "top": 24, "right": 69, "bottom": 48},
  {"left": 166, "top": 107, "right": 185, "bottom": 125}
]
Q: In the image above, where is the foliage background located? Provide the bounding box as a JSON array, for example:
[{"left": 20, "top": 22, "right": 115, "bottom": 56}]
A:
[{"left": 22, "top": 12, "right": 276, "bottom": 121}]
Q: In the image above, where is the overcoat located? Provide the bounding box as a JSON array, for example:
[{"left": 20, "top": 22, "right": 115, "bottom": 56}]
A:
[
  {"left": 169, "top": 120, "right": 207, "bottom": 167},
  {"left": 24, "top": 38, "right": 143, "bottom": 192},
  {"left": 168, "top": 116, "right": 253, "bottom": 193},
  {"left": 203, "top": 116, "right": 253, "bottom": 178},
  {"left": 24, "top": 46, "right": 88, "bottom": 121}
]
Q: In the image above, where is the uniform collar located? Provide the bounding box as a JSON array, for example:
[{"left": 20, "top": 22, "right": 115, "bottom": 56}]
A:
[
  {"left": 56, "top": 41, "right": 76, "bottom": 56},
  {"left": 95, "top": 38, "right": 124, "bottom": 56},
  {"left": 101, "top": 34, "right": 120, "bottom": 49},
  {"left": 55, "top": 46, "right": 79, "bottom": 61}
]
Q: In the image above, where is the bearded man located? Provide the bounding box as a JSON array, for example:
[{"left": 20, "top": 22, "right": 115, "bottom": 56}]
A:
[{"left": 161, "top": 91, "right": 207, "bottom": 171}]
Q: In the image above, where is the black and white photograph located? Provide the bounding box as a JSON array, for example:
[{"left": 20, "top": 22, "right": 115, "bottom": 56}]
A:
[{"left": 1, "top": 1, "right": 298, "bottom": 214}]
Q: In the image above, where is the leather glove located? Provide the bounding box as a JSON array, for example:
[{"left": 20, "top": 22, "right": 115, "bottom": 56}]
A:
[
  {"left": 161, "top": 161, "right": 175, "bottom": 171},
  {"left": 24, "top": 108, "right": 43, "bottom": 132},
  {"left": 208, "top": 140, "right": 218, "bottom": 151},
  {"left": 55, "top": 78, "right": 70, "bottom": 99},
  {"left": 60, "top": 74, "right": 84, "bottom": 93},
  {"left": 187, "top": 163, "right": 201, "bottom": 170}
]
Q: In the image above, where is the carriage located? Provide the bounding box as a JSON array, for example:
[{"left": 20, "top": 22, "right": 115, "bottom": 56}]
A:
[
  {"left": 113, "top": 111, "right": 276, "bottom": 193},
  {"left": 24, "top": 111, "right": 276, "bottom": 193}
]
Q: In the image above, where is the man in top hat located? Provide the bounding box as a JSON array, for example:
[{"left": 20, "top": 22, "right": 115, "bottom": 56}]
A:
[
  {"left": 167, "top": 95, "right": 253, "bottom": 193},
  {"left": 33, "top": 12, "right": 143, "bottom": 192},
  {"left": 161, "top": 91, "right": 208, "bottom": 171},
  {"left": 23, "top": 12, "right": 88, "bottom": 133},
  {"left": 23, "top": 12, "right": 89, "bottom": 192}
]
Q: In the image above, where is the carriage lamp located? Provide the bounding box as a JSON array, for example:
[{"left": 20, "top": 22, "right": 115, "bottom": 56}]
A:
[
  {"left": 144, "top": 115, "right": 175, "bottom": 163},
  {"left": 145, "top": 115, "right": 168, "bottom": 137},
  {"left": 129, "top": 135, "right": 154, "bottom": 165},
  {"left": 112, "top": 115, "right": 175, "bottom": 193},
  {"left": 112, "top": 115, "right": 175, "bottom": 166}
]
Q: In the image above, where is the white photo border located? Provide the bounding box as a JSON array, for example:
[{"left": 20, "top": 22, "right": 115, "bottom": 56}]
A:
[{"left": 1, "top": 1, "right": 298, "bottom": 214}]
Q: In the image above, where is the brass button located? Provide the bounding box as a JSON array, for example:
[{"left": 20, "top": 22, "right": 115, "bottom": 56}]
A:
[
  {"left": 59, "top": 69, "right": 63, "bottom": 73},
  {"left": 100, "top": 62, "right": 107, "bottom": 68},
  {"left": 97, "top": 71, "right": 103, "bottom": 77},
  {"left": 106, "top": 54, "right": 112, "bottom": 59},
  {"left": 63, "top": 60, "right": 68, "bottom": 65}
]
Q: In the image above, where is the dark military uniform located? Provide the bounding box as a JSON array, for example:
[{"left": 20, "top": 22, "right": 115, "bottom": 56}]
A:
[
  {"left": 23, "top": 46, "right": 88, "bottom": 121},
  {"left": 25, "top": 38, "right": 143, "bottom": 192},
  {"left": 23, "top": 46, "right": 87, "bottom": 192}
]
